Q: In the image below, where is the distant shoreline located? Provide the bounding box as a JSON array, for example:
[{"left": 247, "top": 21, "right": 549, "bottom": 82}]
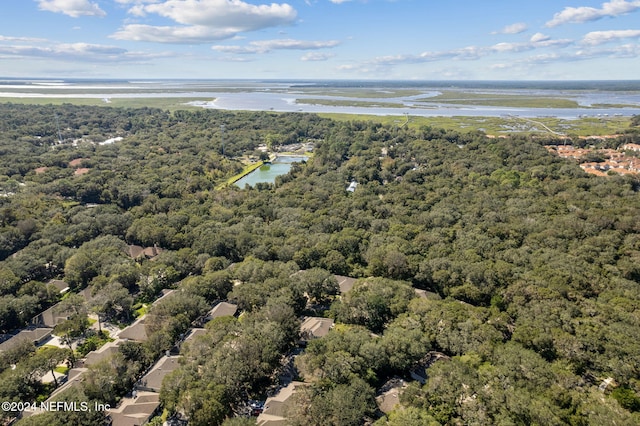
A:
[
  {"left": 0, "top": 79, "right": 638, "bottom": 120},
  {"left": 2, "top": 78, "right": 640, "bottom": 91}
]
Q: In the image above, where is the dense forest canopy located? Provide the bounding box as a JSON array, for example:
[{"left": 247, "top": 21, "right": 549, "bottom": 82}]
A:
[{"left": 1, "top": 103, "right": 639, "bottom": 425}]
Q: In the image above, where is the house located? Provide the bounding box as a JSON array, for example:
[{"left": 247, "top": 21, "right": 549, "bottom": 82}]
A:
[
  {"left": 334, "top": 275, "right": 356, "bottom": 294},
  {"left": 31, "top": 304, "right": 71, "bottom": 328},
  {"left": 346, "top": 181, "right": 358, "bottom": 192},
  {"left": 78, "top": 287, "right": 95, "bottom": 303},
  {"left": 48, "top": 279, "right": 70, "bottom": 294},
  {"left": 78, "top": 340, "right": 123, "bottom": 368},
  {"left": 257, "top": 414, "right": 288, "bottom": 426},
  {"left": 46, "top": 367, "right": 88, "bottom": 400},
  {"left": 68, "top": 158, "right": 89, "bottom": 168},
  {"left": 21, "top": 368, "right": 88, "bottom": 418},
  {"left": 375, "top": 378, "right": 407, "bottom": 414},
  {"left": 127, "top": 244, "right": 163, "bottom": 260},
  {"left": 414, "top": 288, "right": 442, "bottom": 300},
  {"left": 409, "top": 352, "right": 450, "bottom": 384},
  {"left": 582, "top": 168, "right": 608, "bottom": 177},
  {"left": 182, "top": 328, "right": 207, "bottom": 345},
  {"left": 257, "top": 381, "right": 305, "bottom": 425},
  {"left": 300, "top": 317, "right": 334, "bottom": 341},
  {"left": 609, "top": 167, "right": 637, "bottom": 175},
  {"left": 106, "top": 391, "right": 161, "bottom": 426},
  {"left": 0, "top": 327, "right": 53, "bottom": 352},
  {"left": 580, "top": 162, "right": 609, "bottom": 171},
  {"left": 119, "top": 291, "right": 175, "bottom": 342},
  {"left": 622, "top": 143, "right": 640, "bottom": 152},
  {"left": 119, "top": 316, "right": 148, "bottom": 342},
  {"left": 74, "top": 168, "right": 90, "bottom": 176},
  {"left": 206, "top": 302, "right": 238, "bottom": 321},
  {"left": 178, "top": 328, "right": 207, "bottom": 353},
  {"left": 154, "top": 289, "right": 176, "bottom": 303},
  {"left": 136, "top": 355, "right": 181, "bottom": 393}
]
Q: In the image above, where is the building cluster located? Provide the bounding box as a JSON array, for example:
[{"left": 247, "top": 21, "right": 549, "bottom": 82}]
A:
[
  {"left": 4, "top": 270, "right": 449, "bottom": 425},
  {"left": 546, "top": 143, "right": 640, "bottom": 177}
]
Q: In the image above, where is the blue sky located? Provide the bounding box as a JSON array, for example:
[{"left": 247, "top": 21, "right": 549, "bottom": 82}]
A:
[{"left": 1, "top": 0, "right": 640, "bottom": 80}]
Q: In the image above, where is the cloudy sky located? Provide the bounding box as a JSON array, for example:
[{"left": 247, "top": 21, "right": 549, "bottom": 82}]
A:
[{"left": 1, "top": 0, "right": 640, "bottom": 80}]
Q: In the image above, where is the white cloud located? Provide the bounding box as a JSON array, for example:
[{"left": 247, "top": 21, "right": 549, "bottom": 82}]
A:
[
  {"left": 142, "top": 0, "right": 296, "bottom": 27},
  {"left": 509, "top": 41, "right": 640, "bottom": 67},
  {"left": 0, "top": 42, "right": 131, "bottom": 61},
  {"left": 546, "top": 0, "right": 640, "bottom": 27},
  {"left": 112, "top": 24, "right": 239, "bottom": 43},
  {"left": 301, "top": 52, "right": 334, "bottom": 61},
  {"left": 493, "top": 22, "right": 528, "bottom": 35},
  {"left": 0, "top": 35, "right": 48, "bottom": 43},
  {"left": 330, "top": 0, "right": 352, "bottom": 3},
  {"left": 0, "top": 37, "right": 179, "bottom": 64},
  {"left": 491, "top": 42, "right": 530, "bottom": 53},
  {"left": 609, "top": 43, "right": 640, "bottom": 57},
  {"left": 112, "top": 0, "right": 297, "bottom": 43},
  {"left": 491, "top": 34, "right": 572, "bottom": 53},
  {"left": 212, "top": 38, "right": 340, "bottom": 54},
  {"left": 364, "top": 33, "right": 576, "bottom": 72},
  {"left": 37, "top": 0, "right": 106, "bottom": 17},
  {"left": 371, "top": 46, "right": 487, "bottom": 67},
  {"left": 582, "top": 29, "right": 640, "bottom": 44},
  {"left": 530, "top": 33, "right": 550, "bottom": 43},
  {"left": 210, "top": 54, "right": 255, "bottom": 62}
]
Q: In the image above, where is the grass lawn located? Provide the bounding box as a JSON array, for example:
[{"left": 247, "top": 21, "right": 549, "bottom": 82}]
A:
[
  {"left": 134, "top": 304, "right": 148, "bottom": 318},
  {"left": 54, "top": 365, "right": 70, "bottom": 375}
]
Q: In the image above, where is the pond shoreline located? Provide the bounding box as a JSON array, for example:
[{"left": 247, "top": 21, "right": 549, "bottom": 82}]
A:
[
  {"left": 234, "top": 155, "right": 309, "bottom": 188},
  {"left": 221, "top": 161, "right": 265, "bottom": 188}
]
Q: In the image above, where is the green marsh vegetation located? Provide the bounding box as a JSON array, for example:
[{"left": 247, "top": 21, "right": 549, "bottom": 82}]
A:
[
  {"left": 291, "top": 87, "right": 423, "bottom": 98},
  {"left": 318, "top": 112, "right": 632, "bottom": 136},
  {"left": 0, "top": 97, "right": 206, "bottom": 111},
  {"left": 420, "top": 90, "right": 582, "bottom": 108},
  {"left": 297, "top": 98, "right": 407, "bottom": 108}
]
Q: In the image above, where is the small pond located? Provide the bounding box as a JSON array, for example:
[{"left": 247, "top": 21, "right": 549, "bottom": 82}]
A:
[{"left": 234, "top": 156, "right": 308, "bottom": 188}]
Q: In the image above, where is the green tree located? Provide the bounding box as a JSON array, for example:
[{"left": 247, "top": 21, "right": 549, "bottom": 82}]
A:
[
  {"left": 331, "top": 278, "right": 415, "bottom": 333},
  {"left": 296, "top": 268, "right": 339, "bottom": 304}
]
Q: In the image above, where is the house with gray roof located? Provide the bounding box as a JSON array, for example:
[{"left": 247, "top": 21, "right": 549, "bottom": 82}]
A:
[
  {"left": 0, "top": 327, "right": 52, "bottom": 352},
  {"left": 334, "top": 275, "right": 357, "bottom": 294},
  {"left": 300, "top": 317, "right": 334, "bottom": 341},
  {"left": 77, "top": 340, "right": 123, "bottom": 368},
  {"left": 119, "top": 316, "right": 148, "bottom": 342},
  {"left": 257, "top": 381, "right": 305, "bottom": 425},
  {"left": 206, "top": 301, "right": 238, "bottom": 321},
  {"left": 31, "top": 303, "right": 71, "bottom": 328},
  {"left": 48, "top": 280, "right": 70, "bottom": 294},
  {"left": 136, "top": 355, "right": 181, "bottom": 393},
  {"left": 107, "top": 391, "right": 160, "bottom": 426}
]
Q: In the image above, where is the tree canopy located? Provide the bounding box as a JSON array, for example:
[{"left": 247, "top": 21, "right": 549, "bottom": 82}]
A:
[{"left": 0, "top": 103, "right": 639, "bottom": 425}]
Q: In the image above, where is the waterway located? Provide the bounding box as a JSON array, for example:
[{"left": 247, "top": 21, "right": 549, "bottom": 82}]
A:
[
  {"left": 2, "top": 79, "right": 639, "bottom": 119},
  {"left": 234, "top": 156, "right": 308, "bottom": 188}
]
